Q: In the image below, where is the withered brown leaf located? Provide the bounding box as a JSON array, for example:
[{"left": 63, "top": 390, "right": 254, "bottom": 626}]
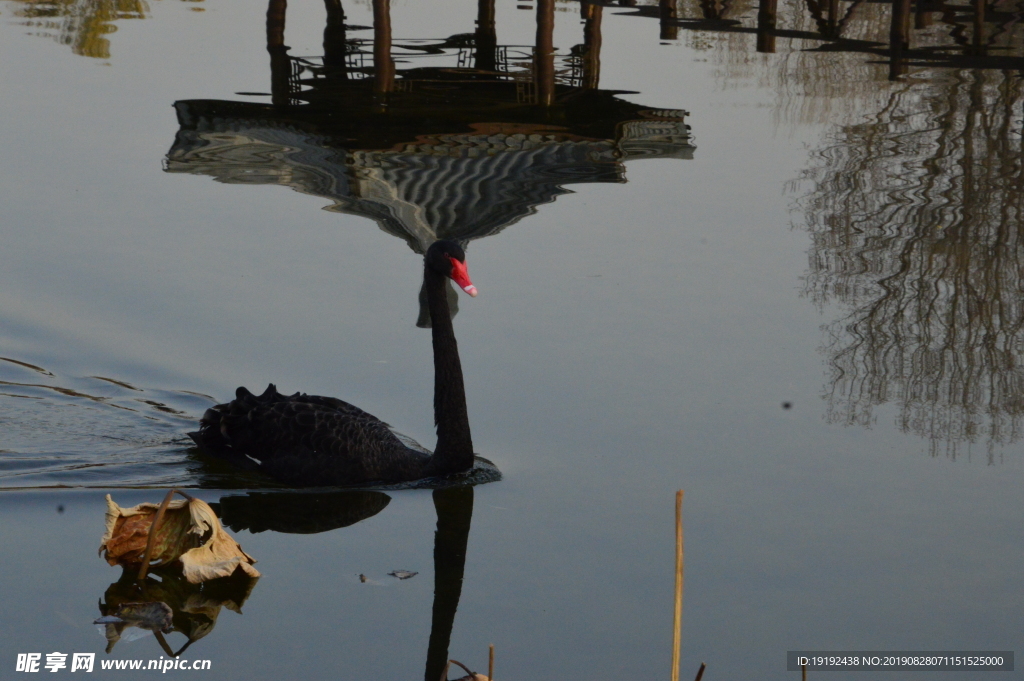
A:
[{"left": 100, "top": 494, "right": 260, "bottom": 584}]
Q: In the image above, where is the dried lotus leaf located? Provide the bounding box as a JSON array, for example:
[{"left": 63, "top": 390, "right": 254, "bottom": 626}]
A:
[
  {"left": 100, "top": 493, "right": 259, "bottom": 584},
  {"left": 99, "top": 496, "right": 195, "bottom": 568}
]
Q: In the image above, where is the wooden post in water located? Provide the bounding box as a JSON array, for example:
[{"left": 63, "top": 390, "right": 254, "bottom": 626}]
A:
[
  {"left": 671, "top": 490, "right": 685, "bottom": 681},
  {"left": 582, "top": 2, "right": 603, "bottom": 89},
  {"left": 373, "top": 0, "right": 395, "bottom": 94},
  {"left": 660, "top": 0, "right": 679, "bottom": 41},
  {"left": 267, "top": 0, "right": 287, "bottom": 49},
  {"left": 756, "top": 0, "right": 778, "bottom": 52},
  {"left": 888, "top": 0, "right": 911, "bottom": 79},
  {"left": 699, "top": 0, "right": 721, "bottom": 20},
  {"left": 267, "top": 0, "right": 290, "bottom": 106},
  {"left": 475, "top": 0, "right": 497, "bottom": 72},
  {"left": 323, "top": 0, "right": 348, "bottom": 75},
  {"left": 826, "top": 0, "right": 839, "bottom": 36},
  {"left": 971, "top": 0, "right": 986, "bottom": 53},
  {"left": 914, "top": 0, "right": 933, "bottom": 28},
  {"left": 535, "top": 0, "right": 555, "bottom": 107}
]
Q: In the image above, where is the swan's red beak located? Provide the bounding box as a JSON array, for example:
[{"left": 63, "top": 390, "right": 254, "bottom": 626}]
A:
[{"left": 448, "top": 256, "right": 478, "bottom": 297}]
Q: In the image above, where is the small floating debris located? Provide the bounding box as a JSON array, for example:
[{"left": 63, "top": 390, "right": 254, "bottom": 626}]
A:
[
  {"left": 388, "top": 570, "right": 418, "bottom": 580},
  {"left": 353, "top": 573, "right": 388, "bottom": 586}
]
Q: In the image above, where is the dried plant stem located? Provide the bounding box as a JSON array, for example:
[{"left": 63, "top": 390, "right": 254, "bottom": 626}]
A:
[
  {"left": 802, "top": 662, "right": 807, "bottom": 681},
  {"left": 449, "top": 660, "right": 474, "bottom": 678},
  {"left": 439, "top": 659, "right": 479, "bottom": 681},
  {"left": 488, "top": 644, "right": 494, "bottom": 680},
  {"left": 173, "top": 638, "right": 196, "bottom": 658},
  {"left": 153, "top": 631, "right": 175, "bottom": 658},
  {"left": 694, "top": 661, "right": 706, "bottom": 681},
  {"left": 137, "top": 488, "right": 194, "bottom": 581},
  {"left": 671, "top": 490, "right": 684, "bottom": 681}
]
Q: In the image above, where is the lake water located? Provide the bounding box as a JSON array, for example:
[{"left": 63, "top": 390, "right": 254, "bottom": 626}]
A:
[{"left": 1, "top": 0, "right": 1022, "bottom": 678}]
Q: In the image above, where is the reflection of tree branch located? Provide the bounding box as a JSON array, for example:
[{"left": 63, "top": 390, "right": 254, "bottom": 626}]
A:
[{"left": 799, "top": 69, "right": 1024, "bottom": 457}]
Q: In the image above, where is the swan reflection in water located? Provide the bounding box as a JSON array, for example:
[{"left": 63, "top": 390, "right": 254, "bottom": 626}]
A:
[{"left": 217, "top": 487, "right": 476, "bottom": 681}]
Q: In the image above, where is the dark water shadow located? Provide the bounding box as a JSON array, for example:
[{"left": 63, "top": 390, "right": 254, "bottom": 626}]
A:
[
  {"left": 210, "top": 489, "right": 392, "bottom": 533},
  {"left": 208, "top": 486, "right": 477, "bottom": 679}
]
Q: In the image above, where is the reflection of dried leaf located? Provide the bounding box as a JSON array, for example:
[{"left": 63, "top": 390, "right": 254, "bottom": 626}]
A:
[
  {"left": 388, "top": 570, "right": 418, "bottom": 580},
  {"left": 99, "top": 568, "right": 259, "bottom": 654},
  {"left": 94, "top": 601, "right": 174, "bottom": 653},
  {"left": 104, "top": 602, "right": 173, "bottom": 632},
  {"left": 100, "top": 494, "right": 259, "bottom": 584}
]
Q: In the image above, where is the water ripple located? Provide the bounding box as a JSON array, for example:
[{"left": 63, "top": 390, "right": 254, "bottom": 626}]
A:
[
  {"left": 0, "top": 358, "right": 502, "bottom": 490},
  {"left": 0, "top": 357, "right": 222, "bottom": 489}
]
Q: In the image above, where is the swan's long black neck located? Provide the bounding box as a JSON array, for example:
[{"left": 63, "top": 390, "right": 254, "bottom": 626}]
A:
[{"left": 424, "top": 265, "right": 474, "bottom": 475}]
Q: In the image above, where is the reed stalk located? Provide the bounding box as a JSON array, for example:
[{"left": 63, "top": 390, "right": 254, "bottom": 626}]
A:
[{"left": 671, "top": 490, "right": 684, "bottom": 681}]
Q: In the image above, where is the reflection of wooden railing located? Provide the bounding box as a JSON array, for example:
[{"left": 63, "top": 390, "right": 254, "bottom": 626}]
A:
[
  {"left": 266, "top": 0, "right": 599, "bottom": 105},
  {"left": 283, "top": 40, "right": 586, "bottom": 106}
]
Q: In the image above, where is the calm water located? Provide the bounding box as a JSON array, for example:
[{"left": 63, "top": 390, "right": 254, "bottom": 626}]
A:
[{"left": 1, "top": 0, "right": 1022, "bottom": 678}]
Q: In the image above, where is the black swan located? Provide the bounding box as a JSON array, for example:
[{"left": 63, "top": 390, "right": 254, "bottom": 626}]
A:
[{"left": 189, "top": 240, "right": 480, "bottom": 486}]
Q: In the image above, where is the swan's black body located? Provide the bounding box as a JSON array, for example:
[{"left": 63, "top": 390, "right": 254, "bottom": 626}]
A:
[{"left": 188, "top": 241, "right": 475, "bottom": 486}]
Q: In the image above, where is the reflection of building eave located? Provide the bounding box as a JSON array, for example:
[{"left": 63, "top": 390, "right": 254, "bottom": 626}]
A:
[
  {"left": 338, "top": 144, "right": 607, "bottom": 252},
  {"left": 618, "top": 118, "right": 696, "bottom": 161},
  {"left": 166, "top": 122, "right": 614, "bottom": 251},
  {"left": 166, "top": 100, "right": 692, "bottom": 252}
]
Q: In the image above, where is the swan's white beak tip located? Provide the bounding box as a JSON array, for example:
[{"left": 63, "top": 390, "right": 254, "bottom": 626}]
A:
[{"left": 464, "top": 286, "right": 478, "bottom": 297}]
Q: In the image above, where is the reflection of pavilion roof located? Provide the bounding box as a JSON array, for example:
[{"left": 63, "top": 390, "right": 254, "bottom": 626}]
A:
[
  {"left": 164, "top": 50, "right": 694, "bottom": 253},
  {"left": 167, "top": 103, "right": 691, "bottom": 251}
]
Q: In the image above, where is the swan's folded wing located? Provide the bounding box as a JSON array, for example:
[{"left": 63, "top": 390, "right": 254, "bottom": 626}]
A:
[{"left": 193, "top": 391, "right": 421, "bottom": 485}]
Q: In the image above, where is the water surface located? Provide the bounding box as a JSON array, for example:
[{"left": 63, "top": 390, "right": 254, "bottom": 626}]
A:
[{"left": 1, "top": 0, "right": 1022, "bottom": 678}]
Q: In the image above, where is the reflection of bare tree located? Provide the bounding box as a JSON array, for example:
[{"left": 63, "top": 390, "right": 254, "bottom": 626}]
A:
[
  {"left": 643, "top": 0, "right": 1024, "bottom": 127},
  {"left": 8, "top": 0, "right": 201, "bottom": 58},
  {"left": 667, "top": 0, "right": 900, "bottom": 128},
  {"left": 799, "top": 69, "right": 1024, "bottom": 458}
]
